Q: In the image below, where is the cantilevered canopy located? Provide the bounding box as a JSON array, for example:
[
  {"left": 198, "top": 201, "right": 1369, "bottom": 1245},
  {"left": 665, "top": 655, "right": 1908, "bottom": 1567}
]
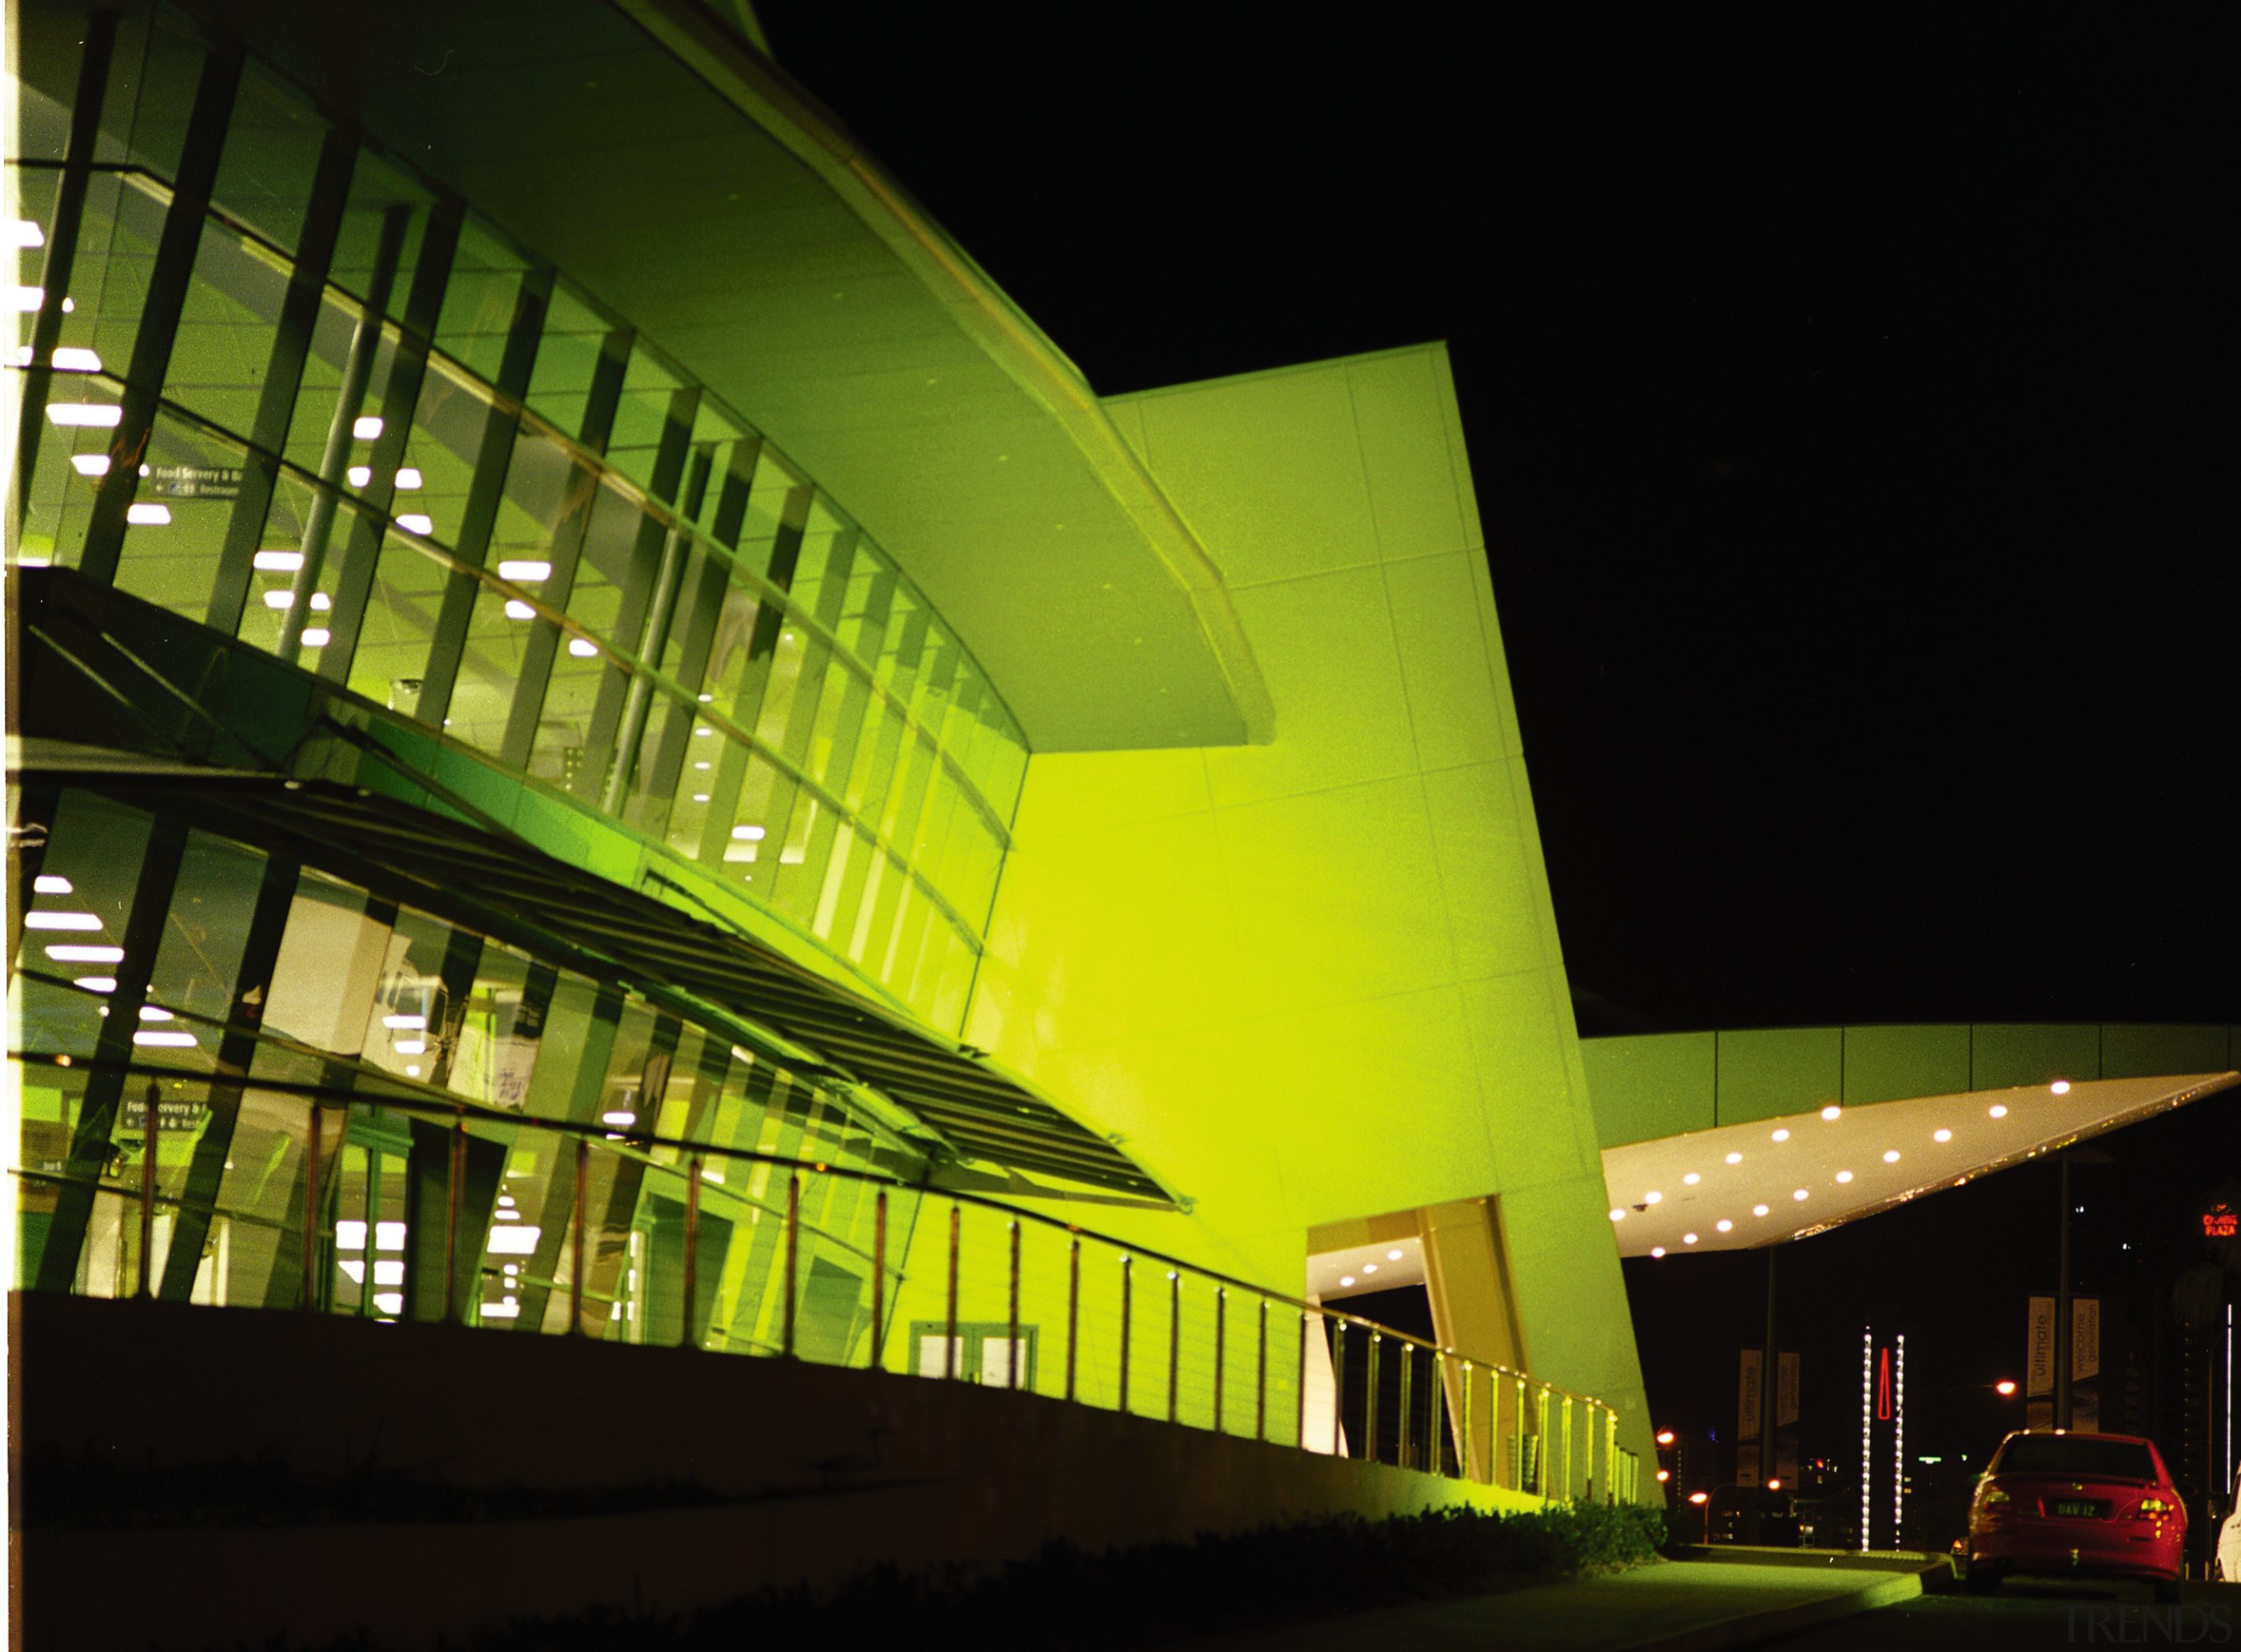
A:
[
  {"left": 12, "top": 751, "right": 1172, "bottom": 1206},
  {"left": 1601, "top": 1072, "right": 2238, "bottom": 1258},
  {"left": 118, "top": 0, "right": 1271, "bottom": 751}
]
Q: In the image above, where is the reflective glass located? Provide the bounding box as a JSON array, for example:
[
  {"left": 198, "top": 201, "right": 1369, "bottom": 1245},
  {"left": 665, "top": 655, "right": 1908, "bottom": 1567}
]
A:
[
  {"left": 432, "top": 214, "right": 529, "bottom": 387},
  {"left": 109, "top": 406, "right": 244, "bottom": 620},
  {"left": 208, "top": 62, "right": 327, "bottom": 255}
]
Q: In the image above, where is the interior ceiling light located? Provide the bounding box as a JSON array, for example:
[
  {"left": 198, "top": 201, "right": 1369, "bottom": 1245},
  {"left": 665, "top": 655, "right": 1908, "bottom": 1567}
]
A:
[
  {"left": 1989, "top": 1104, "right": 2008, "bottom": 1118},
  {"left": 1725, "top": 1151, "right": 1743, "bottom": 1164},
  {"left": 137, "top": 1005, "right": 171, "bottom": 1021},
  {"left": 25, "top": 911, "right": 101, "bottom": 930},
  {"left": 32, "top": 875, "right": 73, "bottom": 894},
  {"left": 567, "top": 638, "right": 598, "bottom": 657},
  {"left": 1716, "top": 1220, "right": 1733, "bottom": 1233},
  {"left": 1609, "top": 1208, "right": 1626, "bottom": 1221},
  {"left": 46, "top": 944, "right": 123, "bottom": 962},
  {"left": 353, "top": 415, "right": 383, "bottom": 439},
  {"left": 46, "top": 403, "right": 120, "bottom": 426},
  {"left": 1387, "top": 1248, "right": 1403, "bottom": 1261},
  {"left": 11, "top": 285, "right": 45, "bottom": 311},
  {"left": 1883, "top": 1149, "right": 1900, "bottom": 1163},
  {"left": 497, "top": 559, "right": 551, "bottom": 581},
  {"left": 1934, "top": 1128, "right": 1952, "bottom": 1142},
  {"left": 731, "top": 825, "right": 767, "bottom": 840},
  {"left": 1821, "top": 1105, "right": 1843, "bottom": 1121},
  {"left": 396, "top": 513, "right": 433, "bottom": 535},
  {"left": 124, "top": 503, "right": 170, "bottom": 525},
  {"left": 1644, "top": 1190, "right": 1661, "bottom": 1204},
  {"left": 1793, "top": 1188, "right": 1809, "bottom": 1200},
  {"left": 2050, "top": 1079, "right": 2071, "bottom": 1094},
  {"left": 301, "top": 628, "right": 330, "bottom": 647},
  {"left": 252, "top": 549, "right": 303, "bottom": 571},
  {"left": 1683, "top": 1172, "right": 1700, "bottom": 1185},
  {"left": 396, "top": 467, "right": 422, "bottom": 489},
  {"left": 1683, "top": 1233, "right": 1698, "bottom": 1245},
  {"left": 1772, "top": 1128, "right": 1790, "bottom": 1142},
  {"left": 1753, "top": 1204, "right": 1770, "bottom": 1217},
  {"left": 132, "top": 1030, "right": 195, "bottom": 1047},
  {"left": 69, "top": 453, "right": 110, "bottom": 475},
  {"left": 347, "top": 465, "right": 372, "bottom": 487},
  {"left": 1836, "top": 1170, "right": 1854, "bottom": 1184},
  {"left": 1650, "top": 1247, "right": 1666, "bottom": 1258},
  {"left": 503, "top": 600, "right": 535, "bottom": 620},
  {"left": 74, "top": 976, "right": 116, "bottom": 992},
  {"left": 1361, "top": 1262, "right": 1378, "bottom": 1275},
  {"left": 1339, "top": 1275, "right": 1355, "bottom": 1287},
  {"left": 52, "top": 346, "right": 102, "bottom": 372},
  {"left": 12, "top": 221, "right": 45, "bottom": 247}
]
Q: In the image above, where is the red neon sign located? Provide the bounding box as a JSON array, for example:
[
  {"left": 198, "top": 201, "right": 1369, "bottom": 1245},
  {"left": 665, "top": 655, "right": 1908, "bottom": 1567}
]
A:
[{"left": 2205, "top": 1205, "right": 2237, "bottom": 1240}]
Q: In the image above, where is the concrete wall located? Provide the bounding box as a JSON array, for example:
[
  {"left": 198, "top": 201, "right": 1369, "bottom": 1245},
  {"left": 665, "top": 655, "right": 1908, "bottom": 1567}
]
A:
[
  {"left": 956, "top": 344, "right": 1654, "bottom": 1473},
  {"left": 18, "top": 1294, "right": 1544, "bottom": 1651},
  {"left": 1583, "top": 1023, "right": 2241, "bottom": 1149}
]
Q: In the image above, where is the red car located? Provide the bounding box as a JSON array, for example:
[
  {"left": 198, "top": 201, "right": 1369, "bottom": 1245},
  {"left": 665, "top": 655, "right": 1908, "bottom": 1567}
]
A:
[{"left": 1967, "top": 1430, "right": 2185, "bottom": 1601}]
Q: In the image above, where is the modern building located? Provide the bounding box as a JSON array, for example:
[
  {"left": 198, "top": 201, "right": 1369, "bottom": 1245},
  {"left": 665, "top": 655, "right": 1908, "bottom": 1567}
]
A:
[{"left": 8, "top": 2, "right": 1656, "bottom": 1629}]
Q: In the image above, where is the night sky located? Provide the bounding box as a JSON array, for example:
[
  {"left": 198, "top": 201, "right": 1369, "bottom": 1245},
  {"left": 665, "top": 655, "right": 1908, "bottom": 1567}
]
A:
[{"left": 750, "top": 9, "right": 2237, "bottom": 1465}]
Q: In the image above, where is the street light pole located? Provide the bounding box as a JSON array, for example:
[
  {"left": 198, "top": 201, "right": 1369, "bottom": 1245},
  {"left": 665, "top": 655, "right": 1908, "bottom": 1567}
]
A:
[{"left": 2055, "top": 1155, "right": 2072, "bottom": 1431}]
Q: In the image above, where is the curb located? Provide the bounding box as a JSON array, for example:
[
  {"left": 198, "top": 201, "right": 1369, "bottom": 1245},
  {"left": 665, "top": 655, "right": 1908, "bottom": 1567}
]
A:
[{"left": 1612, "top": 1566, "right": 1928, "bottom": 1652}]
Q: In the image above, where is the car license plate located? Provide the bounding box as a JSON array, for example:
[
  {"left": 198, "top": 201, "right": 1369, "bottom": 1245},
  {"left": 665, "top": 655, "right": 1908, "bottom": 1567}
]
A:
[{"left": 2053, "top": 1500, "right": 2098, "bottom": 1517}]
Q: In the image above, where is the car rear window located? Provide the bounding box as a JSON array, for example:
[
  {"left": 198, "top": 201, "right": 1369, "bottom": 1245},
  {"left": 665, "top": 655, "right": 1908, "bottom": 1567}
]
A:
[{"left": 1996, "top": 1437, "right": 2155, "bottom": 1480}]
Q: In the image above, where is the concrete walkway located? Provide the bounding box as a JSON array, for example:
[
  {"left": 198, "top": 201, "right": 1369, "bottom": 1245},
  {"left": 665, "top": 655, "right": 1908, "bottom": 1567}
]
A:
[{"left": 1165, "top": 1554, "right": 1931, "bottom": 1651}]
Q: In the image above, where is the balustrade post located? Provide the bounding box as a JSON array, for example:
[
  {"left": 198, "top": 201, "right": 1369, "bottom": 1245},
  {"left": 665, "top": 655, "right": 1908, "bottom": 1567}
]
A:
[
  {"left": 442, "top": 1111, "right": 464, "bottom": 1324},
  {"left": 1212, "top": 1287, "right": 1226, "bottom": 1433},
  {"left": 1118, "top": 1254, "right": 1133, "bottom": 1412},
  {"left": 941, "top": 1200, "right": 958, "bottom": 1379},
  {"left": 1331, "top": 1325, "right": 1348, "bottom": 1457},
  {"left": 140, "top": 1080, "right": 161, "bottom": 1299},
  {"left": 1254, "top": 1297, "right": 1268, "bottom": 1442},
  {"left": 1166, "top": 1271, "right": 1181, "bottom": 1424},
  {"left": 1297, "top": 1311, "right": 1311, "bottom": 1450},
  {"left": 1008, "top": 1218, "right": 1022, "bottom": 1390},
  {"left": 680, "top": 1154, "right": 699, "bottom": 1351},
  {"left": 569, "top": 1137, "right": 587, "bottom": 1333},
  {"left": 783, "top": 1172, "right": 801, "bottom": 1359},
  {"left": 1397, "top": 1341, "right": 1414, "bottom": 1469},
  {"left": 870, "top": 1189, "right": 887, "bottom": 1371},
  {"left": 1064, "top": 1234, "right": 1079, "bottom": 1402}
]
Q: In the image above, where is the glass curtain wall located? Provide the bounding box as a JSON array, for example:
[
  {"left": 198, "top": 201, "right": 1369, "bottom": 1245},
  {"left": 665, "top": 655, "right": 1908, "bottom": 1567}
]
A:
[
  {"left": 9, "top": 2, "right": 1027, "bottom": 1031},
  {"left": 11, "top": 787, "right": 914, "bottom": 1347}
]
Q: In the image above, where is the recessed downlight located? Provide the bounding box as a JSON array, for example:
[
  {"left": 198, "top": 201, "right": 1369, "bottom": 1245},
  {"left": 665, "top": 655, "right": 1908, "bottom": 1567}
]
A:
[
  {"left": 1609, "top": 1208, "right": 1626, "bottom": 1222},
  {"left": 1836, "top": 1170, "right": 1853, "bottom": 1184},
  {"left": 1772, "top": 1128, "right": 1790, "bottom": 1142},
  {"left": 1644, "top": 1191, "right": 1662, "bottom": 1205},
  {"left": 1386, "top": 1248, "right": 1403, "bottom": 1261},
  {"left": 1989, "top": 1104, "right": 2008, "bottom": 1118},
  {"left": 1933, "top": 1128, "right": 1952, "bottom": 1143},
  {"left": 1716, "top": 1220, "right": 1733, "bottom": 1233},
  {"left": 1883, "top": 1149, "right": 1900, "bottom": 1163},
  {"left": 2050, "top": 1079, "right": 2071, "bottom": 1094},
  {"left": 1821, "top": 1105, "right": 1842, "bottom": 1121},
  {"left": 1683, "top": 1233, "right": 1698, "bottom": 1245},
  {"left": 1753, "top": 1204, "right": 1770, "bottom": 1217},
  {"left": 1725, "top": 1151, "right": 1743, "bottom": 1165},
  {"left": 1792, "top": 1189, "right": 1809, "bottom": 1201},
  {"left": 1683, "top": 1172, "right": 1700, "bottom": 1185},
  {"left": 1650, "top": 1247, "right": 1667, "bottom": 1258}
]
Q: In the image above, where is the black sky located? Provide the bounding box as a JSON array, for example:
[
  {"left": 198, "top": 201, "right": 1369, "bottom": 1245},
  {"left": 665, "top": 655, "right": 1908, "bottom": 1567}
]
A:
[
  {"left": 754, "top": 6, "right": 2237, "bottom": 1034},
  {"left": 749, "top": 8, "right": 2238, "bottom": 1457}
]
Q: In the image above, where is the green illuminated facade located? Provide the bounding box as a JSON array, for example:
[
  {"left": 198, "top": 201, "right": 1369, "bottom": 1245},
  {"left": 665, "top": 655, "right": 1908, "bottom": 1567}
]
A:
[{"left": 8, "top": 0, "right": 1653, "bottom": 1509}]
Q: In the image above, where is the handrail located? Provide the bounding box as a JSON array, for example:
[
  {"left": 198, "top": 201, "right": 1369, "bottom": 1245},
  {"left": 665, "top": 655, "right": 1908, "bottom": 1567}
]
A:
[{"left": 9, "top": 1042, "right": 1622, "bottom": 1438}]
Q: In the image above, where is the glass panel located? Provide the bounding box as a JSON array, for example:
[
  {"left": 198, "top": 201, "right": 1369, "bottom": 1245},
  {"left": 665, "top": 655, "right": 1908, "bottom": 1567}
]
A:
[
  {"left": 208, "top": 62, "right": 327, "bottom": 255},
  {"left": 97, "top": 5, "right": 207, "bottom": 178},
  {"left": 342, "top": 530, "right": 450, "bottom": 710},
  {"left": 230, "top": 468, "right": 353, "bottom": 657},
  {"left": 109, "top": 408, "right": 245, "bottom": 620},
  {"left": 451, "top": 580, "right": 534, "bottom": 755},
  {"left": 165, "top": 212, "right": 286, "bottom": 439},
  {"left": 432, "top": 214, "right": 528, "bottom": 387},
  {"left": 605, "top": 343, "right": 681, "bottom": 495},
  {"left": 523, "top": 281, "right": 610, "bottom": 439},
  {"left": 329, "top": 147, "right": 432, "bottom": 328}
]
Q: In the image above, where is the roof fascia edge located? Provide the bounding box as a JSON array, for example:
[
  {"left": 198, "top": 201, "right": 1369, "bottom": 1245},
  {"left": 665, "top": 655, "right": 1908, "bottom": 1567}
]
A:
[{"left": 615, "top": 0, "right": 1275, "bottom": 747}]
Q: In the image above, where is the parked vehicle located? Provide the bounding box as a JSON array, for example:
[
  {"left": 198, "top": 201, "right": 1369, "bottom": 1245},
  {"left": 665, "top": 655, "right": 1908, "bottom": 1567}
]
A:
[{"left": 1965, "top": 1430, "right": 2185, "bottom": 1602}]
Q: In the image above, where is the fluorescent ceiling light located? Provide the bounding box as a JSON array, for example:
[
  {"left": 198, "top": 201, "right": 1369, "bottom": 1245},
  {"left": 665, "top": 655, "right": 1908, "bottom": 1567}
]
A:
[
  {"left": 24, "top": 911, "right": 101, "bottom": 930},
  {"left": 133, "top": 1030, "right": 196, "bottom": 1047},
  {"left": 503, "top": 600, "right": 535, "bottom": 620},
  {"left": 33, "top": 875, "right": 74, "bottom": 894},
  {"left": 396, "top": 513, "right": 432, "bottom": 535},
  {"left": 46, "top": 403, "right": 121, "bottom": 426},
  {"left": 46, "top": 945, "right": 123, "bottom": 962},
  {"left": 252, "top": 549, "right": 303, "bottom": 571},
  {"left": 393, "top": 1039, "right": 425, "bottom": 1055},
  {"left": 496, "top": 559, "right": 551, "bottom": 580},
  {"left": 11, "top": 221, "right": 45, "bottom": 247},
  {"left": 353, "top": 415, "right": 383, "bottom": 439},
  {"left": 383, "top": 1014, "right": 425, "bottom": 1030},
  {"left": 137, "top": 1006, "right": 172, "bottom": 1022},
  {"left": 69, "top": 453, "right": 110, "bottom": 476},
  {"left": 51, "top": 347, "right": 102, "bottom": 372},
  {"left": 730, "top": 825, "right": 766, "bottom": 840},
  {"left": 396, "top": 467, "right": 422, "bottom": 489},
  {"left": 74, "top": 976, "right": 116, "bottom": 993},
  {"left": 567, "top": 637, "right": 598, "bottom": 657},
  {"left": 301, "top": 628, "right": 330, "bottom": 647},
  {"left": 347, "top": 465, "right": 371, "bottom": 487},
  {"left": 11, "top": 285, "right": 46, "bottom": 312},
  {"left": 125, "top": 503, "right": 171, "bottom": 525}
]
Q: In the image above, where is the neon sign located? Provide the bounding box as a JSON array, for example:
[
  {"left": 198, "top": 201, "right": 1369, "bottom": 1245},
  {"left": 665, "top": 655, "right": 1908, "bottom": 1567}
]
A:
[{"left": 2205, "top": 1203, "right": 2237, "bottom": 1240}]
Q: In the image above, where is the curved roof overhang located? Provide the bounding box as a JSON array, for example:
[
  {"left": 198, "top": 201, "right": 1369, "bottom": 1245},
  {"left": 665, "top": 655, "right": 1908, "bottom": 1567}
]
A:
[
  {"left": 1602, "top": 1071, "right": 2238, "bottom": 1258},
  {"left": 169, "top": 0, "right": 1273, "bottom": 751}
]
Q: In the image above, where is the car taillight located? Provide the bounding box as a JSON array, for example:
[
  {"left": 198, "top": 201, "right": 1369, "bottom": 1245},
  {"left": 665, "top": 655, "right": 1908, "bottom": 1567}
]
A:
[
  {"left": 2136, "top": 1496, "right": 2174, "bottom": 1519},
  {"left": 1980, "top": 1487, "right": 2011, "bottom": 1507}
]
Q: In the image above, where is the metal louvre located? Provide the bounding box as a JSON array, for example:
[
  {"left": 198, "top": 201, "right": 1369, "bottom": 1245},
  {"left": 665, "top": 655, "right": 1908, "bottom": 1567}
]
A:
[{"left": 22, "top": 763, "right": 1170, "bottom": 1204}]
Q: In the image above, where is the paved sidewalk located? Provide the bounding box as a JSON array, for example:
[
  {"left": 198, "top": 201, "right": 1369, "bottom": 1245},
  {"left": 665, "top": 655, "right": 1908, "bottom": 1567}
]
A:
[{"left": 1163, "top": 1555, "right": 1929, "bottom": 1651}]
